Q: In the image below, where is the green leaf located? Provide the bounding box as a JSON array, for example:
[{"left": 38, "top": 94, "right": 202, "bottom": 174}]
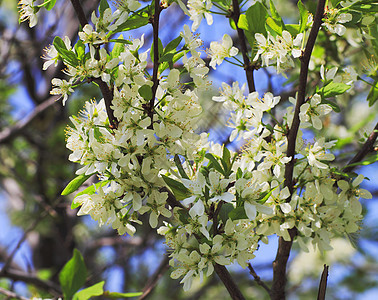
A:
[
  {"left": 72, "top": 180, "right": 110, "bottom": 209},
  {"left": 229, "top": 206, "right": 248, "bottom": 220},
  {"left": 150, "top": 38, "right": 164, "bottom": 63},
  {"left": 266, "top": 17, "right": 283, "bottom": 35},
  {"left": 244, "top": 2, "right": 268, "bottom": 36},
  {"left": 75, "top": 40, "right": 85, "bottom": 61},
  {"left": 111, "top": 35, "right": 126, "bottom": 59},
  {"left": 59, "top": 249, "right": 87, "bottom": 300},
  {"left": 114, "top": 11, "right": 149, "bottom": 33},
  {"left": 367, "top": 79, "right": 378, "bottom": 106},
  {"left": 159, "top": 52, "right": 175, "bottom": 63},
  {"left": 174, "top": 155, "right": 189, "bottom": 179},
  {"left": 320, "top": 82, "right": 351, "bottom": 98},
  {"left": 219, "top": 203, "right": 235, "bottom": 224},
  {"left": 164, "top": 36, "right": 182, "bottom": 54},
  {"left": 53, "top": 36, "right": 79, "bottom": 67},
  {"left": 73, "top": 281, "right": 104, "bottom": 300},
  {"left": 162, "top": 175, "right": 192, "bottom": 201},
  {"left": 43, "top": 0, "right": 57, "bottom": 10},
  {"left": 298, "top": 0, "right": 309, "bottom": 33},
  {"left": 344, "top": 152, "right": 378, "bottom": 169},
  {"left": 109, "top": 39, "right": 132, "bottom": 45},
  {"left": 322, "top": 99, "right": 341, "bottom": 113},
  {"left": 205, "top": 153, "right": 225, "bottom": 176},
  {"left": 103, "top": 291, "right": 143, "bottom": 298},
  {"left": 285, "top": 24, "right": 300, "bottom": 36},
  {"left": 159, "top": 51, "right": 185, "bottom": 73},
  {"left": 257, "top": 185, "right": 279, "bottom": 204},
  {"left": 99, "top": 0, "right": 109, "bottom": 17},
  {"left": 61, "top": 174, "right": 92, "bottom": 196},
  {"left": 138, "top": 85, "right": 153, "bottom": 101}
]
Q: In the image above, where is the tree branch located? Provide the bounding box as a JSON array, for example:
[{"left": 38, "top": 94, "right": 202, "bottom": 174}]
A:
[
  {"left": 343, "top": 122, "right": 378, "bottom": 173},
  {"left": 0, "top": 269, "right": 61, "bottom": 296},
  {"left": 69, "top": 0, "right": 118, "bottom": 128},
  {"left": 139, "top": 254, "right": 170, "bottom": 300},
  {"left": 247, "top": 263, "right": 271, "bottom": 294},
  {"left": 317, "top": 264, "right": 329, "bottom": 300},
  {"left": 213, "top": 264, "right": 246, "bottom": 300},
  {"left": 271, "top": 2, "right": 326, "bottom": 299},
  {"left": 231, "top": 0, "right": 255, "bottom": 93},
  {"left": 0, "top": 287, "right": 30, "bottom": 300},
  {"left": 0, "top": 97, "right": 57, "bottom": 144}
]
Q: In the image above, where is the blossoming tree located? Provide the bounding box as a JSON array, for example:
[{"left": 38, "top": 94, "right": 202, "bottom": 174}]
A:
[{"left": 17, "top": 0, "right": 378, "bottom": 299}]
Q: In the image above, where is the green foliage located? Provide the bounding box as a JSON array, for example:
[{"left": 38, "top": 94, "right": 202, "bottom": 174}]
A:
[
  {"left": 43, "top": 0, "right": 57, "bottom": 11},
  {"left": 73, "top": 281, "right": 105, "bottom": 300},
  {"left": 61, "top": 174, "right": 92, "bottom": 196},
  {"left": 59, "top": 249, "right": 87, "bottom": 300},
  {"left": 162, "top": 175, "right": 192, "bottom": 201},
  {"left": 138, "top": 85, "right": 153, "bottom": 101},
  {"left": 53, "top": 36, "right": 79, "bottom": 67}
]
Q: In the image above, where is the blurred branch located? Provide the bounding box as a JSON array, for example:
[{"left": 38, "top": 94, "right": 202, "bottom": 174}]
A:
[
  {"left": 0, "top": 211, "right": 48, "bottom": 273},
  {"left": 0, "top": 269, "right": 61, "bottom": 296},
  {"left": 343, "top": 122, "right": 378, "bottom": 173},
  {"left": 139, "top": 254, "right": 170, "bottom": 300},
  {"left": 0, "top": 287, "right": 30, "bottom": 300},
  {"left": 317, "top": 264, "right": 329, "bottom": 300},
  {"left": 0, "top": 97, "right": 58, "bottom": 144},
  {"left": 247, "top": 263, "right": 271, "bottom": 294}
]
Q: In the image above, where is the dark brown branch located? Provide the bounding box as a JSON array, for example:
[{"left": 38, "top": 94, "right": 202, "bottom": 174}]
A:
[
  {"left": 214, "top": 264, "right": 246, "bottom": 300},
  {"left": 247, "top": 263, "right": 271, "bottom": 294},
  {"left": 317, "top": 264, "right": 329, "bottom": 300},
  {"left": 272, "top": 2, "right": 326, "bottom": 299},
  {"left": 69, "top": 0, "right": 118, "bottom": 128},
  {"left": 0, "top": 287, "right": 30, "bottom": 300},
  {"left": 0, "top": 97, "right": 57, "bottom": 144},
  {"left": 231, "top": 0, "right": 255, "bottom": 93},
  {"left": 139, "top": 254, "right": 170, "bottom": 300},
  {"left": 284, "top": 0, "right": 326, "bottom": 192},
  {"left": 343, "top": 122, "right": 378, "bottom": 173},
  {"left": 0, "top": 269, "right": 61, "bottom": 296},
  {"left": 148, "top": 1, "right": 163, "bottom": 129}
]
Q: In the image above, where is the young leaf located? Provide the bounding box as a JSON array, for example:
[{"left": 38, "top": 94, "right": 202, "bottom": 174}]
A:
[
  {"left": 162, "top": 175, "right": 192, "bottom": 201},
  {"left": 298, "top": 0, "right": 309, "bottom": 33},
  {"left": 219, "top": 203, "right": 235, "bottom": 224},
  {"left": 102, "top": 291, "right": 143, "bottom": 298},
  {"left": 367, "top": 79, "right": 378, "bottom": 106},
  {"left": 59, "top": 249, "right": 87, "bottom": 300},
  {"left": 174, "top": 154, "right": 189, "bottom": 179},
  {"left": 43, "top": 0, "right": 57, "bottom": 11},
  {"left": 138, "top": 85, "right": 153, "bottom": 101},
  {"left": 75, "top": 40, "right": 85, "bottom": 61},
  {"left": 99, "top": 0, "right": 109, "bottom": 17},
  {"left": 244, "top": 2, "right": 268, "bottom": 36},
  {"left": 73, "top": 281, "right": 104, "bottom": 300},
  {"left": 61, "top": 174, "right": 92, "bottom": 196},
  {"left": 109, "top": 39, "right": 132, "bottom": 45},
  {"left": 150, "top": 38, "right": 164, "bottom": 63},
  {"left": 114, "top": 12, "right": 149, "bottom": 33},
  {"left": 111, "top": 35, "right": 126, "bottom": 59},
  {"left": 164, "top": 36, "right": 183, "bottom": 54},
  {"left": 205, "top": 153, "right": 225, "bottom": 176},
  {"left": 321, "top": 99, "right": 341, "bottom": 112},
  {"left": 319, "top": 82, "right": 351, "bottom": 98},
  {"left": 72, "top": 180, "right": 110, "bottom": 209},
  {"left": 159, "top": 51, "right": 185, "bottom": 73},
  {"left": 229, "top": 206, "right": 248, "bottom": 220},
  {"left": 53, "top": 36, "right": 79, "bottom": 67}
]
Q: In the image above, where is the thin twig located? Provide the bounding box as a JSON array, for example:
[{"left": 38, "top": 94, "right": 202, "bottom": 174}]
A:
[
  {"left": 231, "top": 0, "right": 255, "bottom": 93},
  {"left": 0, "top": 287, "right": 30, "bottom": 300},
  {"left": 69, "top": 0, "right": 118, "bottom": 128},
  {"left": 0, "top": 269, "right": 61, "bottom": 296},
  {"left": 247, "top": 263, "right": 271, "bottom": 294},
  {"left": 0, "top": 97, "right": 57, "bottom": 144},
  {"left": 317, "top": 264, "right": 329, "bottom": 300},
  {"left": 343, "top": 122, "right": 378, "bottom": 173},
  {"left": 214, "top": 264, "right": 246, "bottom": 300},
  {"left": 0, "top": 211, "right": 48, "bottom": 273},
  {"left": 139, "top": 254, "right": 170, "bottom": 300}
]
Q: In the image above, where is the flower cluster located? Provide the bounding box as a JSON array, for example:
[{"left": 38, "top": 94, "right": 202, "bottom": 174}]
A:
[
  {"left": 208, "top": 34, "right": 239, "bottom": 69},
  {"left": 18, "top": 0, "right": 38, "bottom": 27},
  {"left": 254, "top": 31, "right": 303, "bottom": 74},
  {"left": 322, "top": 7, "right": 353, "bottom": 36}
]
